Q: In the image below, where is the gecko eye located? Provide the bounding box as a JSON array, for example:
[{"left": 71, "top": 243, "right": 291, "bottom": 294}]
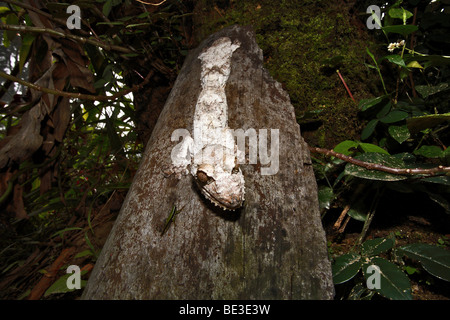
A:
[
  {"left": 232, "top": 165, "right": 240, "bottom": 174},
  {"left": 197, "top": 170, "right": 209, "bottom": 183}
]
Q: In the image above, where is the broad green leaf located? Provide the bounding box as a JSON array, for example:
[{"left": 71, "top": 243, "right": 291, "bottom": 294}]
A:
[
  {"left": 388, "top": 8, "right": 413, "bottom": 22},
  {"left": 318, "top": 186, "right": 334, "bottom": 210},
  {"left": 384, "top": 55, "right": 407, "bottom": 68},
  {"left": 382, "top": 25, "right": 418, "bottom": 36},
  {"left": 102, "top": 0, "right": 113, "bottom": 17},
  {"left": 344, "top": 153, "right": 408, "bottom": 181},
  {"left": 406, "top": 113, "right": 450, "bottom": 133},
  {"left": 361, "top": 119, "right": 379, "bottom": 140},
  {"left": 397, "top": 244, "right": 450, "bottom": 282},
  {"left": 332, "top": 253, "right": 362, "bottom": 284},
  {"left": 376, "top": 100, "right": 392, "bottom": 119},
  {"left": 359, "top": 143, "right": 390, "bottom": 155},
  {"left": 405, "top": 54, "right": 450, "bottom": 68},
  {"left": 406, "top": 61, "right": 423, "bottom": 69},
  {"left": 388, "top": 125, "right": 410, "bottom": 144},
  {"left": 362, "top": 238, "right": 395, "bottom": 257},
  {"left": 358, "top": 96, "right": 384, "bottom": 111},
  {"left": 347, "top": 199, "right": 368, "bottom": 222},
  {"left": 413, "top": 145, "right": 443, "bottom": 158},
  {"left": 415, "top": 83, "right": 449, "bottom": 99},
  {"left": 420, "top": 176, "right": 450, "bottom": 187},
  {"left": 333, "top": 140, "right": 359, "bottom": 155},
  {"left": 44, "top": 271, "right": 88, "bottom": 297},
  {"left": 379, "top": 110, "right": 409, "bottom": 123},
  {"left": 363, "top": 257, "right": 412, "bottom": 300}
]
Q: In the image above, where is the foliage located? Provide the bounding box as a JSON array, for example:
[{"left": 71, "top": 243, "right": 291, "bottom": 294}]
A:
[
  {"left": 317, "top": 0, "right": 450, "bottom": 299},
  {"left": 0, "top": 0, "right": 193, "bottom": 299},
  {"left": 332, "top": 236, "right": 450, "bottom": 300}
]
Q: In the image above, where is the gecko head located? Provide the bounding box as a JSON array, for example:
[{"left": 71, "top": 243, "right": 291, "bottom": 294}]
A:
[{"left": 194, "top": 163, "right": 245, "bottom": 210}]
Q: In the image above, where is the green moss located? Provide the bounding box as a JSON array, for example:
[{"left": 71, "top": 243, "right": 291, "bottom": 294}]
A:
[{"left": 194, "top": 0, "right": 379, "bottom": 147}]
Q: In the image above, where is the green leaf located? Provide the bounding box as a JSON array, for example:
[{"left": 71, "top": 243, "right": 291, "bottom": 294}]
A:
[
  {"left": 388, "top": 125, "right": 410, "bottom": 144},
  {"left": 420, "top": 176, "right": 450, "bottom": 187},
  {"left": 51, "top": 227, "right": 83, "bottom": 238},
  {"left": 380, "top": 110, "right": 409, "bottom": 123},
  {"left": 344, "top": 153, "right": 408, "bottom": 181},
  {"left": 425, "top": 192, "right": 450, "bottom": 214},
  {"left": 361, "top": 238, "right": 395, "bottom": 257},
  {"left": 413, "top": 145, "right": 443, "bottom": 158},
  {"left": 363, "top": 257, "right": 412, "bottom": 300},
  {"left": 318, "top": 186, "right": 334, "bottom": 210},
  {"left": 405, "top": 54, "right": 450, "bottom": 69},
  {"left": 333, "top": 140, "right": 359, "bottom": 155},
  {"left": 361, "top": 119, "right": 379, "bottom": 140},
  {"left": 415, "top": 83, "right": 449, "bottom": 99},
  {"left": 388, "top": 8, "right": 413, "bottom": 22},
  {"left": 382, "top": 25, "right": 418, "bottom": 36},
  {"left": 19, "top": 34, "right": 35, "bottom": 72},
  {"left": 359, "top": 143, "right": 390, "bottom": 155},
  {"left": 347, "top": 199, "right": 368, "bottom": 222},
  {"left": 384, "top": 55, "right": 407, "bottom": 68},
  {"left": 0, "top": 6, "right": 11, "bottom": 14},
  {"left": 397, "top": 244, "right": 450, "bottom": 282},
  {"left": 406, "top": 61, "right": 423, "bottom": 69},
  {"left": 406, "top": 113, "right": 450, "bottom": 133},
  {"left": 332, "top": 253, "right": 362, "bottom": 284},
  {"left": 102, "top": 0, "right": 113, "bottom": 17},
  {"left": 358, "top": 96, "right": 384, "bottom": 111},
  {"left": 44, "top": 271, "right": 88, "bottom": 297}
]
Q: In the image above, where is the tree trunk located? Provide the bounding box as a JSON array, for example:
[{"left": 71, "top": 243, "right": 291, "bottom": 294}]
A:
[{"left": 82, "top": 25, "right": 334, "bottom": 300}]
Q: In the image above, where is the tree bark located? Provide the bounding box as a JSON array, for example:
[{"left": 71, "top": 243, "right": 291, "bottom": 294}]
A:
[{"left": 82, "top": 25, "right": 334, "bottom": 300}]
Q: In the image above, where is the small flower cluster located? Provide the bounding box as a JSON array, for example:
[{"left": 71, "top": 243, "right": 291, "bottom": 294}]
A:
[{"left": 387, "top": 40, "right": 405, "bottom": 52}]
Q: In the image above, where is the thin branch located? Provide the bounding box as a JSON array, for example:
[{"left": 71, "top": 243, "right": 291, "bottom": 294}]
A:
[
  {"left": 309, "top": 146, "right": 450, "bottom": 176},
  {"left": 336, "top": 70, "right": 355, "bottom": 102},
  {"left": 0, "top": 24, "right": 134, "bottom": 54},
  {"left": 0, "top": 70, "right": 154, "bottom": 102},
  {"left": 2, "top": 0, "right": 68, "bottom": 27}
]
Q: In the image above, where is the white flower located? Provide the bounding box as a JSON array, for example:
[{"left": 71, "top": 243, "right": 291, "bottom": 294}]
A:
[
  {"left": 387, "top": 40, "right": 405, "bottom": 52},
  {"left": 387, "top": 43, "right": 397, "bottom": 52}
]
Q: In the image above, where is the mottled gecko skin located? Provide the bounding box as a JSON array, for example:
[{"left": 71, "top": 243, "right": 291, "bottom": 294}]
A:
[{"left": 169, "top": 37, "right": 245, "bottom": 210}]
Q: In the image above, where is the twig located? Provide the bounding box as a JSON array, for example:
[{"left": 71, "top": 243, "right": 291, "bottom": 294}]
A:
[
  {"left": 309, "top": 146, "right": 450, "bottom": 176},
  {"left": 0, "top": 24, "right": 134, "bottom": 54},
  {"left": 27, "top": 247, "right": 76, "bottom": 300},
  {"left": 333, "top": 204, "right": 350, "bottom": 231},
  {"left": 336, "top": 70, "right": 355, "bottom": 102},
  {"left": 0, "top": 70, "right": 154, "bottom": 102},
  {"left": 2, "top": 0, "right": 68, "bottom": 27}
]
